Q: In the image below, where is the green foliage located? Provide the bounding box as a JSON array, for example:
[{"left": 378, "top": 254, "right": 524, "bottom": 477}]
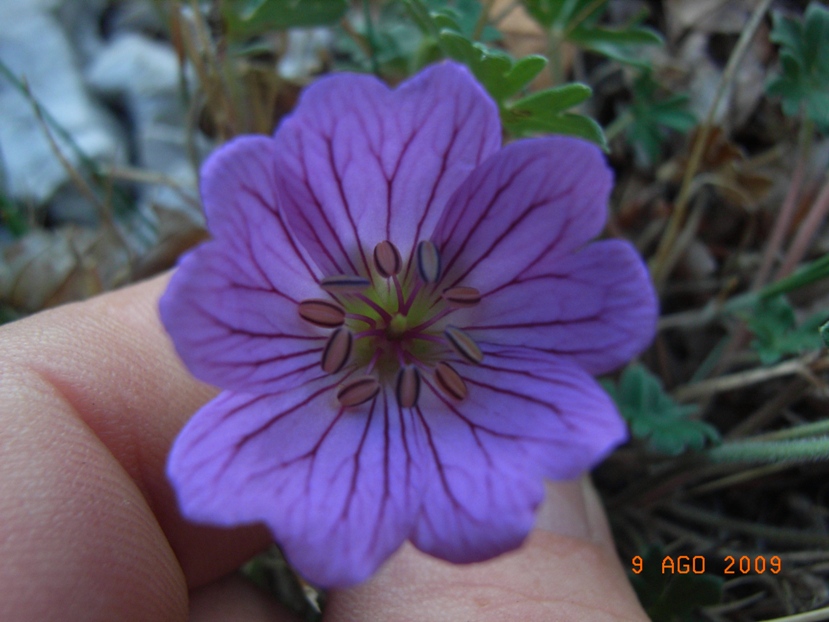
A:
[
  {"left": 0, "top": 193, "right": 28, "bottom": 237},
  {"left": 767, "top": 3, "right": 829, "bottom": 130},
  {"left": 603, "top": 364, "right": 720, "bottom": 455},
  {"left": 630, "top": 547, "right": 723, "bottom": 622},
  {"left": 624, "top": 71, "right": 696, "bottom": 165},
  {"left": 223, "top": 0, "right": 348, "bottom": 37},
  {"left": 821, "top": 318, "right": 829, "bottom": 349},
  {"left": 743, "top": 295, "right": 826, "bottom": 365},
  {"left": 404, "top": 0, "right": 606, "bottom": 147},
  {"left": 522, "top": 0, "right": 662, "bottom": 67}
]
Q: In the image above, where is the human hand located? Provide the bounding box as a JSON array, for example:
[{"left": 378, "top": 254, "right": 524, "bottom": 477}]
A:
[{"left": 0, "top": 274, "right": 647, "bottom": 621}]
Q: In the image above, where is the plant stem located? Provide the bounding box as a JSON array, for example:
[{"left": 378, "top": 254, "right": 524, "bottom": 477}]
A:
[
  {"left": 707, "top": 437, "right": 829, "bottom": 465},
  {"left": 604, "top": 108, "right": 634, "bottom": 142},
  {"left": 775, "top": 171, "right": 829, "bottom": 280},
  {"left": 663, "top": 502, "right": 829, "bottom": 547},
  {"left": 753, "top": 118, "right": 814, "bottom": 289},
  {"left": 649, "top": 0, "right": 774, "bottom": 288},
  {"left": 362, "top": 0, "right": 380, "bottom": 76},
  {"left": 472, "top": 0, "right": 496, "bottom": 41}
]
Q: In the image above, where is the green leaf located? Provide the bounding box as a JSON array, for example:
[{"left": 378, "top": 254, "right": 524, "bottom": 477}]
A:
[
  {"left": 743, "top": 295, "right": 826, "bottom": 365},
  {"left": 630, "top": 547, "right": 723, "bottom": 622},
  {"left": 622, "top": 71, "right": 696, "bottom": 165},
  {"left": 523, "top": 0, "right": 590, "bottom": 29},
  {"left": 767, "top": 2, "right": 829, "bottom": 130},
  {"left": 603, "top": 364, "right": 720, "bottom": 455},
  {"left": 821, "top": 318, "right": 829, "bottom": 349},
  {"left": 223, "top": 0, "right": 348, "bottom": 37},
  {"left": 524, "top": 0, "right": 661, "bottom": 67},
  {"left": 0, "top": 193, "right": 28, "bottom": 237},
  {"left": 404, "top": 0, "right": 605, "bottom": 147}
]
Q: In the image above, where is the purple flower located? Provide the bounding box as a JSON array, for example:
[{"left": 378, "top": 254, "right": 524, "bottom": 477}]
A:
[{"left": 160, "top": 61, "right": 657, "bottom": 588}]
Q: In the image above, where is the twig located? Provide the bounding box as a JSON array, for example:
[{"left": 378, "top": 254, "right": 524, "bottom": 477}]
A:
[
  {"left": 758, "top": 605, "right": 829, "bottom": 622},
  {"left": 650, "top": 0, "right": 774, "bottom": 288},
  {"left": 673, "top": 352, "right": 825, "bottom": 402}
]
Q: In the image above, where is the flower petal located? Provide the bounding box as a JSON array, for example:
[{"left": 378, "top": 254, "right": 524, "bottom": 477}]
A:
[
  {"left": 431, "top": 137, "right": 656, "bottom": 374},
  {"left": 411, "top": 347, "right": 625, "bottom": 563},
  {"left": 160, "top": 135, "right": 330, "bottom": 393},
  {"left": 199, "top": 135, "right": 319, "bottom": 293},
  {"left": 167, "top": 380, "right": 428, "bottom": 588},
  {"left": 273, "top": 61, "right": 500, "bottom": 278},
  {"left": 432, "top": 136, "right": 612, "bottom": 290},
  {"left": 463, "top": 239, "right": 658, "bottom": 375},
  {"left": 160, "top": 243, "right": 326, "bottom": 393}
]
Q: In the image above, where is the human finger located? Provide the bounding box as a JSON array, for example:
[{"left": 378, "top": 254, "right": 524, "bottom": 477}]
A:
[
  {"left": 325, "top": 479, "right": 647, "bottom": 621},
  {"left": 0, "top": 275, "right": 270, "bottom": 620}
]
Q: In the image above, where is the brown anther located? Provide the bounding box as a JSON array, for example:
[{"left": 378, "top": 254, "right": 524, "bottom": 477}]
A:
[
  {"left": 442, "top": 286, "right": 481, "bottom": 308},
  {"left": 416, "top": 240, "right": 441, "bottom": 283},
  {"left": 444, "top": 326, "right": 484, "bottom": 364},
  {"left": 434, "top": 362, "right": 468, "bottom": 401},
  {"left": 373, "top": 240, "right": 402, "bottom": 278},
  {"left": 321, "top": 327, "right": 352, "bottom": 374},
  {"left": 337, "top": 375, "right": 381, "bottom": 407},
  {"left": 320, "top": 275, "right": 371, "bottom": 294},
  {"left": 298, "top": 299, "right": 345, "bottom": 328},
  {"left": 395, "top": 366, "right": 421, "bottom": 408}
]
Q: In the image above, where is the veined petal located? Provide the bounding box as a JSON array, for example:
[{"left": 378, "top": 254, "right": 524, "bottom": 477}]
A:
[
  {"left": 273, "top": 62, "right": 500, "bottom": 278},
  {"left": 432, "top": 137, "right": 611, "bottom": 291},
  {"left": 463, "top": 239, "right": 658, "bottom": 375},
  {"left": 161, "top": 135, "right": 327, "bottom": 393},
  {"left": 167, "top": 381, "right": 428, "bottom": 588},
  {"left": 160, "top": 243, "right": 325, "bottom": 393},
  {"left": 199, "top": 135, "right": 320, "bottom": 296},
  {"left": 411, "top": 347, "right": 625, "bottom": 563}
]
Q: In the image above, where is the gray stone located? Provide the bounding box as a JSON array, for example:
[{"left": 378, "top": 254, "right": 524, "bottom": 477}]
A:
[{"left": 0, "top": 8, "right": 124, "bottom": 204}]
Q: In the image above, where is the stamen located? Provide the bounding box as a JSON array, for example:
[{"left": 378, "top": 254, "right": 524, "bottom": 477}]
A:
[
  {"left": 442, "top": 286, "right": 481, "bottom": 308},
  {"left": 444, "top": 326, "right": 484, "bottom": 364},
  {"left": 298, "top": 299, "right": 346, "bottom": 328},
  {"left": 416, "top": 240, "right": 441, "bottom": 284},
  {"left": 337, "top": 376, "right": 381, "bottom": 407},
  {"left": 373, "top": 241, "right": 402, "bottom": 278},
  {"left": 321, "top": 327, "right": 352, "bottom": 374},
  {"left": 434, "top": 362, "right": 468, "bottom": 401},
  {"left": 395, "top": 366, "right": 421, "bottom": 408},
  {"left": 320, "top": 275, "right": 371, "bottom": 294}
]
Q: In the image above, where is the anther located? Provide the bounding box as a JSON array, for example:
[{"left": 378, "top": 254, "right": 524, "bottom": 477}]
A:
[
  {"left": 416, "top": 240, "right": 441, "bottom": 283},
  {"left": 395, "top": 366, "right": 421, "bottom": 408},
  {"left": 373, "top": 240, "right": 402, "bottom": 278},
  {"left": 444, "top": 326, "right": 484, "bottom": 364},
  {"left": 337, "top": 375, "right": 381, "bottom": 407},
  {"left": 442, "top": 286, "right": 481, "bottom": 308},
  {"left": 320, "top": 275, "right": 371, "bottom": 294},
  {"left": 434, "top": 362, "right": 468, "bottom": 401},
  {"left": 298, "top": 299, "right": 346, "bottom": 328},
  {"left": 321, "top": 327, "right": 352, "bottom": 374}
]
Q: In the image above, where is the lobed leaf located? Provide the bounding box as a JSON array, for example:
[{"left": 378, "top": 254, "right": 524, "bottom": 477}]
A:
[{"left": 603, "top": 364, "right": 719, "bottom": 455}]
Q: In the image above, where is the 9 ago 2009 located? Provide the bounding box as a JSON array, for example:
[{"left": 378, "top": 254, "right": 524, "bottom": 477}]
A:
[{"left": 631, "top": 554, "right": 782, "bottom": 575}]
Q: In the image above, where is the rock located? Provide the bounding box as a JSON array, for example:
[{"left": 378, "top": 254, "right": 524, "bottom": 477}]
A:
[{"left": 0, "top": 8, "right": 124, "bottom": 205}]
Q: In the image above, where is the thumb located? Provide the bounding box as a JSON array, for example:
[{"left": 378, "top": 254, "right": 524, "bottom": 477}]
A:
[{"left": 324, "top": 478, "right": 647, "bottom": 621}]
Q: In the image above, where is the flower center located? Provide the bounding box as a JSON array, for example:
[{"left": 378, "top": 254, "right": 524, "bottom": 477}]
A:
[{"left": 297, "top": 240, "right": 483, "bottom": 409}]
